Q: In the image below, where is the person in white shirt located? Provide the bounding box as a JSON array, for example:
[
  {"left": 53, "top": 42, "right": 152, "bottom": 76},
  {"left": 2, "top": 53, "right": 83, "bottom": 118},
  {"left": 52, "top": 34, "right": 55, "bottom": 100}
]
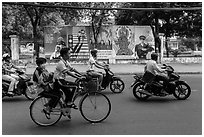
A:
[
  {"left": 144, "top": 52, "right": 169, "bottom": 95},
  {"left": 50, "top": 45, "right": 61, "bottom": 60},
  {"left": 43, "top": 47, "right": 84, "bottom": 119},
  {"left": 87, "top": 49, "right": 105, "bottom": 90}
]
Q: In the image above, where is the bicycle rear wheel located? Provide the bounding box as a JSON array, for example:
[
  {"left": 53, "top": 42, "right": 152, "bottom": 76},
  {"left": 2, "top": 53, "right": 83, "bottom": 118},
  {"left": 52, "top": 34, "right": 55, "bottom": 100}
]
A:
[
  {"left": 79, "top": 92, "right": 111, "bottom": 123},
  {"left": 30, "top": 96, "right": 62, "bottom": 126}
]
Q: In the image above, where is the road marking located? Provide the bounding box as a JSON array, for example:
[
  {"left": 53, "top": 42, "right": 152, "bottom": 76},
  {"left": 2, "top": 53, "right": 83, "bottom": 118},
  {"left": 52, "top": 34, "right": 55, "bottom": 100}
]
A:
[{"left": 191, "top": 89, "right": 199, "bottom": 92}]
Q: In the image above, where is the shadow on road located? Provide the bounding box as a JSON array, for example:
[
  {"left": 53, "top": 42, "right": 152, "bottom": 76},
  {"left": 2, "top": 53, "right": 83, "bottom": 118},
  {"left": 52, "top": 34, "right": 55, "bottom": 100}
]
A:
[
  {"left": 2, "top": 97, "right": 30, "bottom": 103},
  {"left": 129, "top": 96, "right": 189, "bottom": 104}
]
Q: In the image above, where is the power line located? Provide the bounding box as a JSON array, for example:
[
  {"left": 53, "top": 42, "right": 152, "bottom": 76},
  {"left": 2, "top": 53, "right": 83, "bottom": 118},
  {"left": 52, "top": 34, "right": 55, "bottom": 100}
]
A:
[{"left": 3, "top": 2, "right": 202, "bottom": 11}]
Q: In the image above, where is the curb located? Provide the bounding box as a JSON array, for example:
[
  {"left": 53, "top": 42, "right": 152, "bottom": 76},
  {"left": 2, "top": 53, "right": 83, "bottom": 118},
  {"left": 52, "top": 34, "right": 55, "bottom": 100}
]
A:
[
  {"left": 114, "top": 72, "right": 202, "bottom": 75},
  {"left": 26, "top": 72, "right": 201, "bottom": 76}
]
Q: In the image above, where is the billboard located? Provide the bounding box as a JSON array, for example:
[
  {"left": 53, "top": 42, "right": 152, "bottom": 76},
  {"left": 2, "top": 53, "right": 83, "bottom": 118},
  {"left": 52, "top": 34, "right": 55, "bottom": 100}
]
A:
[{"left": 44, "top": 25, "right": 154, "bottom": 61}]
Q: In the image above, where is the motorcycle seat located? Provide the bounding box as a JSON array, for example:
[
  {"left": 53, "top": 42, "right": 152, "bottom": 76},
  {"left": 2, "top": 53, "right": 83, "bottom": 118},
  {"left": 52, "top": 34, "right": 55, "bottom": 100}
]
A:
[
  {"left": 142, "top": 71, "right": 155, "bottom": 84},
  {"left": 2, "top": 79, "right": 11, "bottom": 83}
]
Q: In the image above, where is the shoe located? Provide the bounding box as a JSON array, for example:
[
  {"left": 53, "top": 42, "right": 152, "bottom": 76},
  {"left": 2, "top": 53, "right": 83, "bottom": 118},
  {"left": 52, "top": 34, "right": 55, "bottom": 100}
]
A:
[
  {"left": 67, "top": 114, "right": 71, "bottom": 120},
  {"left": 7, "top": 91, "right": 14, "bottom": 96},
  {"left": 161, "top": 89, "right": 168, "bottom": 95},
  {"left": 67, "top": 103, "right": 78, "bottom": 110},
  {"left": 139, "top": 89, "right": 152, "bottom": 96}
]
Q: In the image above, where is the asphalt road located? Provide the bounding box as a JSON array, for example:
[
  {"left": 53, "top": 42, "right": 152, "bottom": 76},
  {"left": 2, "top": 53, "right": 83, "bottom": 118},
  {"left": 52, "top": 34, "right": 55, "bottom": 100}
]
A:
[{"left": 2, "top": 74, "right": 202, "bottom": 135}]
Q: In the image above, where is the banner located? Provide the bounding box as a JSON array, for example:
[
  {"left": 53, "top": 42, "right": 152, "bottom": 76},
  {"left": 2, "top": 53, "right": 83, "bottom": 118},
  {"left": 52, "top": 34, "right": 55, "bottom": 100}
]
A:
[{"left": 44, "top": 25, "right": 154, "bottom": 61}]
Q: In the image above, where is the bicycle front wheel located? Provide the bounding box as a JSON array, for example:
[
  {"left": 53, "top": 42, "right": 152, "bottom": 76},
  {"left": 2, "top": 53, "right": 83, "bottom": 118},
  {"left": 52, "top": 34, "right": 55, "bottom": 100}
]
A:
[
  {"left": 30, "top": 96, "right": 62, "bottom": 126},
  {"left": 79, "top": 92, "right": 111, "bottom": 123}
]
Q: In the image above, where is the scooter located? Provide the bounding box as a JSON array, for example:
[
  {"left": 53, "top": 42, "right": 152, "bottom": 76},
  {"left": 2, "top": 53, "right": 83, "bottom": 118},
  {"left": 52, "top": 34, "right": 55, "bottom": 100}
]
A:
[
  {"left": 131, "top": 64, "right": 191, "bottom": 100},
  {"left": 76, "top": 63, "right": 125, "bottom": 93},
  {"left": 2, "top": 69, "right": 38, "bottom": 100}
]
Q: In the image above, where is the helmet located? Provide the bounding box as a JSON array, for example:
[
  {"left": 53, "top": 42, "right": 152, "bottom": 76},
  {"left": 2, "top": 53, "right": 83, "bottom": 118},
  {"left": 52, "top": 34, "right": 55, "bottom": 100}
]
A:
[
  {"left": 36, "top": 57, "right": 47, "bottom": 66},
  {"left": 2, "top": 53, "right": 10, "bottom": 60},
  {"left": 91, "top": 49, "right": 97, "bottom": 55},
  {"left": 60, "top": 47, "right": 70, "bottom": 57},
  {"left": 151, "top": 52, "right": 158, "bottom": 61}
]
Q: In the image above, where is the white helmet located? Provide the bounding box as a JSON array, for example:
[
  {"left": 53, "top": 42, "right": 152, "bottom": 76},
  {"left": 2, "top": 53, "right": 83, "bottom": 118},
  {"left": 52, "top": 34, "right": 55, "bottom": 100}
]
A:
[{"left": 2, "top": 53, "right": 10, "bottom": 60}]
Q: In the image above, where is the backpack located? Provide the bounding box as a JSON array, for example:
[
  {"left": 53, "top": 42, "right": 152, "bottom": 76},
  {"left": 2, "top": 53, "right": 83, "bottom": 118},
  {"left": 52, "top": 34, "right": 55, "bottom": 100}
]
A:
[{"left": 33, "top": 67, "right": 43, "bottom": 83}]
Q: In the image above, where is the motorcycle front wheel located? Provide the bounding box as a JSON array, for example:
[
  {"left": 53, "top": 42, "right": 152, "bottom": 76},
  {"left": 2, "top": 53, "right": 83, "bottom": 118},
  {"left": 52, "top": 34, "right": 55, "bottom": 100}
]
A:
[
  {"left": 110, "top": 79, "right": 125, "bottom": 93},
  {"left": 173, "top": 81, "right": 191, "bottom": 100},
  {"left": 25, "top": 84, "right": 40, "bottom": 100},
  {"left": 132, "top": 82, "right": 150, "bottom": 101}
]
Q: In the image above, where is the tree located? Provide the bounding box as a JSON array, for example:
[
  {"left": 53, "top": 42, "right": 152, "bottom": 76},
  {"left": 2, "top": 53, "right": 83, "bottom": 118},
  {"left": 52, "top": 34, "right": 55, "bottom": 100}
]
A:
[
  {"left": 115, "top": 2, "right": 202, "bottom": 56},
  {"left": 115, "top": 2, "right": 165, "bottom": 54},
  {"left": 2, "top": 4, "right": 33, "bottom": 39},
  {"left": 2, "top": 2, "right": 81, "bottom": 58},
  {"left": 79, "top": 2, "right": 118, "bottom": 48}
]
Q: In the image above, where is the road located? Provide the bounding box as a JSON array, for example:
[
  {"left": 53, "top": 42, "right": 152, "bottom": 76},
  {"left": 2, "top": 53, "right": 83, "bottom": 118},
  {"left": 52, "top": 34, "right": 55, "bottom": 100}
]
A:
[{"left": 2, "top": 74, "right": 202, "bottom": 135}]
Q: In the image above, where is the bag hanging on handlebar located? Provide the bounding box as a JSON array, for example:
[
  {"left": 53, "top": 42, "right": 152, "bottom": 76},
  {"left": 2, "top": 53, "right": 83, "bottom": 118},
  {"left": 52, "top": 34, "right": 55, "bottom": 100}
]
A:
[{"left": 85, "top": 80, "right": 97, "bottom": 92}]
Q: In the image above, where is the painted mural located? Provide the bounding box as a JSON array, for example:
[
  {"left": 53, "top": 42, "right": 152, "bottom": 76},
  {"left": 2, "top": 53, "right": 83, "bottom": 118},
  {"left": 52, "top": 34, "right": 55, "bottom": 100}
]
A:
[
  {"left": 44, "top": 26, "right": 90, "bottom": 61},
  {"left": 44, "top": 25, "right": 155, "bottom": 61}
]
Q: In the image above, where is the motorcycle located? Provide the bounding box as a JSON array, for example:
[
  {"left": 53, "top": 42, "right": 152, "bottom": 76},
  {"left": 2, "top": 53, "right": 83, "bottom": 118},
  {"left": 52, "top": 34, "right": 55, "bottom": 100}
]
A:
[
  {"left": 2, "top": 69, "right": 38, "bottom": 100},
  {"left": 131, "top": 64, "right": 191, "bottom": 100},
  {"left": 76, "top": 63, "right": 125, "bottom": 93}
]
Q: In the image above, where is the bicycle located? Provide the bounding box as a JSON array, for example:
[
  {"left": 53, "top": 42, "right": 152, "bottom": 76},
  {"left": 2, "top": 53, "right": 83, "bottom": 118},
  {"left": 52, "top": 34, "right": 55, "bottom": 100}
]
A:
[{"left": 29, "top": 77, "right": 111, "bottom": 126}]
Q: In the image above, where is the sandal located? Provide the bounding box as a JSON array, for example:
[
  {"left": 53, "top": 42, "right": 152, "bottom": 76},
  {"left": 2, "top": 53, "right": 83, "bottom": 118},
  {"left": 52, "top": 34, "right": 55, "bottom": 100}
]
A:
[{"left": 67, "top": 103, "right": 78, "bottom": 110}]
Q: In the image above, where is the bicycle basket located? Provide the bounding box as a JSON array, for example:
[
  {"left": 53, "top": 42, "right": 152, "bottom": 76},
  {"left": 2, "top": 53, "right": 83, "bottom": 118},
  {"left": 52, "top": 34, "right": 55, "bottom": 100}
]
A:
[
  {"left": 85, "top": 80, "right": 97, "bottom": 92},
  {"left": 142, "top": 71, "right": 155, "bottom": 83}
]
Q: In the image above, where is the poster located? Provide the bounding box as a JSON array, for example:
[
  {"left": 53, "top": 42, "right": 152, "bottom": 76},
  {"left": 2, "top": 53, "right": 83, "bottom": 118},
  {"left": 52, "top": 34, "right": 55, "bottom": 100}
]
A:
[{"left": 44, "top": 25, "right": 154, "bottom": 61}]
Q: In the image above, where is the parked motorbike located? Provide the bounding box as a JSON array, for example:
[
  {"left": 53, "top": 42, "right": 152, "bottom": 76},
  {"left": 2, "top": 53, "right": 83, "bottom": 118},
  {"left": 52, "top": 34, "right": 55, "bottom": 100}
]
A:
[
  {"left": 131, "top": 64, "right": 191, "bottom": 100},
  {"left": 2, "top": 69, "right": 38, "bottom": 100},
  {"left": 76, "top": 63, "right": 125, "bottom": 93}
]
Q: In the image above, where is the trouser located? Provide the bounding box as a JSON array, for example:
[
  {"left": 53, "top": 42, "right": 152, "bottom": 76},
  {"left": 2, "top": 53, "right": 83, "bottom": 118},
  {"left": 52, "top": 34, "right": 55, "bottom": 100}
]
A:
[
  {"left": 155, "top": 74, "right": 169, "bottom": 89},
  {"left": 87, "top": 70, "right": 103, "bottom": 87},
  {"left": 47, "top": 79, "right": 78, "bottom": 108},
  {"left": 2, "top": 75, "right": 17, "bottom": 92}
]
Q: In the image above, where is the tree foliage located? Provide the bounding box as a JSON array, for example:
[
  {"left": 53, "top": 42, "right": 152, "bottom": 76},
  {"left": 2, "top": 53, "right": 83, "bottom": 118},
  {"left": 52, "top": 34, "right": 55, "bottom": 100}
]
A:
[
  {"left": 2, "top": 2, "right": 81, "bottom": 57},
  {"left": 115, "top": 2, "right": 202, "bottom": 55},
  {"left": 78, "top": 2, "right": 118, "bottom": 48}
]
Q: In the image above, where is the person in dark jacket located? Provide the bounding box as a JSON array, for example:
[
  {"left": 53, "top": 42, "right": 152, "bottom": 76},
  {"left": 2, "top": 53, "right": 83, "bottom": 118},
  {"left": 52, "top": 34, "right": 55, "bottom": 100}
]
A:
[{"left": 135, "top": 35, "right": 154, "bottom": 59}]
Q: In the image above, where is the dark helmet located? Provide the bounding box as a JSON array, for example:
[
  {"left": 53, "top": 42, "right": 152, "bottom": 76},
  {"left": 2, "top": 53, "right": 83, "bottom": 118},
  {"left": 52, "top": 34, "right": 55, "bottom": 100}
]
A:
[
  {"left": 60, "top": 47, "right": 70, "bottom": 57},
  {"left": 36, "top": 57, "right": 47, "bottom": 66},
  {"left": 2, "top": 53, "right": 10, "bottom": 61},
  {"left": 151, "top": 52, "right": 158, "bottom": 61},
  {"left": 90, "top": 49, "right": 97, "bottom": 56}
]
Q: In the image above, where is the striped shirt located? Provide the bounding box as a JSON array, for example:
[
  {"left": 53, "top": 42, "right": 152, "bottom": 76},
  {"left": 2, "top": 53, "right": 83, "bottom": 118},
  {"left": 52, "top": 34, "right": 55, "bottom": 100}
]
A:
[{"left": 2, "top": 61, "right": 15, "bottom": 75}]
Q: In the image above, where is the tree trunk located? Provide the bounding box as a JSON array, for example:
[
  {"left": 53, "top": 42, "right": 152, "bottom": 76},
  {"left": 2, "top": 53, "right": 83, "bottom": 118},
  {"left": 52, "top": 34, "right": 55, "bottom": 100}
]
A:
[
  {"left": 33, "top": 25, "right": 39, "bottom": 58},
  {"left": 165, "top": 36, "right": 169, "bottom": 57}
]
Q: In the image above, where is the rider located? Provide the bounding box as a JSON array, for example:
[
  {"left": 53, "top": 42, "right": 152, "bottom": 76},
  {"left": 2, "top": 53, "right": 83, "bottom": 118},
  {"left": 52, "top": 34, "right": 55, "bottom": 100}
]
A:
[
  {"left": 87, "top": 49, "right": 106, "bottom": 90},
  {"left": 2, "top": 53, "right": 19, "bottom": 95},
  {"left": 46, "top": 47, "right": 84, "bottom": 113},
  {"left": 33, "top": 57, "right": 53, "bottom": 92},
  {"left": 143, "top": 52, "right": 169, "bottom": 95}
]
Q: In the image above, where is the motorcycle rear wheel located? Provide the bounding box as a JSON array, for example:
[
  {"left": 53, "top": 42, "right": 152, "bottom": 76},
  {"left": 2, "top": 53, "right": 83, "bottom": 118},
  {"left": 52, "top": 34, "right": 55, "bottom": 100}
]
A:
[{"left": 132, "top": 82, "right": 150, "bottom": 100}]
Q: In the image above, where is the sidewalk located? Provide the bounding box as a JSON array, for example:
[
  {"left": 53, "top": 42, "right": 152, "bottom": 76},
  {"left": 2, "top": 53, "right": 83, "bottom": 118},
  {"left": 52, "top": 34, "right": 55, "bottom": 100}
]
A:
[{"left": 25, "top": 63, "right": 202, "bottom": 75}]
